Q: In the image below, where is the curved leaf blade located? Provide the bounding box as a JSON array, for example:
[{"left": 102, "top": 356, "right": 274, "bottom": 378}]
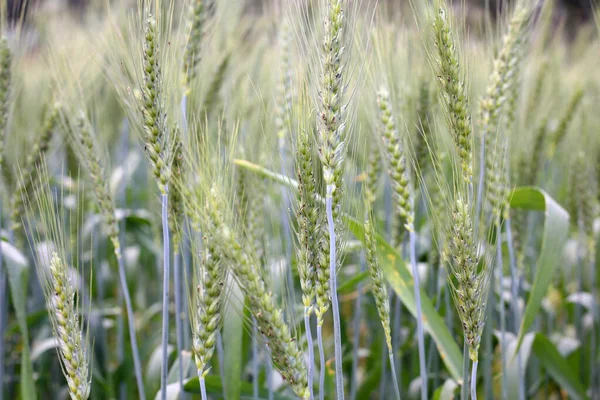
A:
[
  {"left": 509, "top": 187, "right": 569, "bottom": 350},
  {"left": 2, "top": 240, "right": 36, "bottom": 400}
]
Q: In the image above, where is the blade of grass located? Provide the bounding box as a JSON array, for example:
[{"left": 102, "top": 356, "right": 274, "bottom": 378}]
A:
[
  {"left": 509, "top": 187, "right": 569, "bottom": 351},
  {"left": 2, "top": 240, "right": 36, "bottom": 400}
]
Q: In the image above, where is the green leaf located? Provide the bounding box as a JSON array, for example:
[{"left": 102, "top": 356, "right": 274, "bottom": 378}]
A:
[
  {"left": 532, "top": 334, "right": 588, "bottom": 400},
  {"left": 337, "top": 271, "right": 369, "bottom": 294},
  {"left": 346, "top": 218, "right": 463, "bottom": 381},
  {"left": 433, "top": 379, "right": 459, "bottom": 400},
  {"left": 223, "top": 281, "right": 244, "bottom": 400},
  {"left": 509, "top": 187, "right": 570, "bottom": 350},
  {"left": 234, "top": 159, "right": 464, "bottom": 381},
  {"left": 2, "top": 240, "right": 37, "bottom": 400},
  {"left": 504, "top": 332, "right": 588, "bottom": 400},
  {"left": 184, "top": 376, "right": 296, "bottom": 399}
]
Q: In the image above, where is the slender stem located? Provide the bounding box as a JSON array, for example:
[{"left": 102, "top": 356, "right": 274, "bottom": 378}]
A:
[
  {"left": 117, "top": 253, "right": 146, "bottom": 400},
  {"left": 505, "top": 217, "right": 524, "bottom": 400},
  {"left": 589, "top": 243, "right": 599, "bottom": 394},
  {"left": 483, "top": 267, "right": 495, "bottom": 400},
  {"left": 199, "top": 376, "right": 207, "bottom": 400},
  {"left": 118, "top": 296, "right": 126, "bottom": 399},
  {"left": 388, "top": 353, "right": 402, "bottom": 400},
  {"left": 305, "top": 308, "right": 315, "bottom": 400},
  {"left": 470, "top": 360, "right": 478, "bottom": 400},
  {"left": 461, "top": 340, "right": 470, "bottom": 400},
  {"left": 267, "top": 358, "right": 273, "bottom": 400},
  {"left": 409, "top": 229, "right": 428, "bottom": 400},
  {"left": 350, "top": 253, "right": 365, "bottom": 400},
  {"left": 252, "top": 320, "right": 259, "bottom": 400},
  {"left": 325, "top": 188, "right": 344, "bottom": 400},
  {"left": 174, "top": 250, "right": 185, "bottom": 398},
  {"left": 0, "top": 203, "right": 5, "bottom": 400},
  {"left": 379, "top": 338, "right": 388, "bottom": 400},
  {"left": 393, "top": 295, "right": 402, "bottom": 393},
  {"left": 317, "top": 325, "right": 326, "bottom": 400},
  {"left": 496, "top": 222, "right": 507, "bottom": 400},
  {"left": 160, "top": 191, "right": 171, "bottom": 400}
]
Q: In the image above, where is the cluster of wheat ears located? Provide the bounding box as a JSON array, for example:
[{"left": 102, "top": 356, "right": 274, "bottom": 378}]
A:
[{"left": 0, "top": 0, "right": 599, "bottom": 399}]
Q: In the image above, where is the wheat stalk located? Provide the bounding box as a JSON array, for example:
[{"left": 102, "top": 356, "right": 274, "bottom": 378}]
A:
[
  {"left": 315, "top": 1, "right": 349, "bottom": 398},
  {"left": 140, "top": 15, "right": 172, "bottom": 400}
]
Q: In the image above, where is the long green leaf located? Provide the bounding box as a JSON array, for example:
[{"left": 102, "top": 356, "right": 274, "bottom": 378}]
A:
[
  {"left": 234, "top": 159, "right": 464, "bottom": 381},
  {"left": 532, "top": 334, "right": 588, "bottom": 400},
  {"left": 505, "top": 332, "right": 588, "bottom": 400},
  {"left": 2, "top": 241, "right": 36, "bottom": 400},
  {"left": 509, "top": 187, "right": 569, "bottom": 350}
]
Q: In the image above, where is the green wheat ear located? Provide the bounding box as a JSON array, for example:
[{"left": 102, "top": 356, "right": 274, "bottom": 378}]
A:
[
  {"left": 10, "top": 102, "right": 61, "bottom": 237},
  {"left": 432, "top": 2, "right": 473, "bottom": 184},
  {"left": 448, "top": 197, "right": 488, "bottom": 362},
  {"left": 23, "top": 168, "right": 90, "bottom": 400},
  {"left": 0, "top": 37, "right": 11, "bottom": 189},
  {"left": 182, "top": 0, "right": 215, "bottom": 93},
  {"left": 141, "top": 15, "right": 170, "bottom": 194}
]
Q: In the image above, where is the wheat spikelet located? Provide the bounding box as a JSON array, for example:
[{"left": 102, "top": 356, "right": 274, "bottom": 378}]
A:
[
  {"left": 0, "top": 37, "right": 11, "bottom": 188},
  {"left": 183, "top": 0, "right": 215, "bottom": 93},
  {"left": 191, "top": 241, "right": 226, "bottom": 378},
  {"left": 432, "top": 3, "right": 473, "bottom": 184},
  {"left": 47, "top": 253, "right": 91, "bottom": 400},
  {"left": 141, "top": 15, "right": 170, "bottom": 194},
  {"left": 198, "top": 186, "right": 309, "bottom": 399},
  {"left": 10, "top": 102, "right": 60, "bottom": 236}
]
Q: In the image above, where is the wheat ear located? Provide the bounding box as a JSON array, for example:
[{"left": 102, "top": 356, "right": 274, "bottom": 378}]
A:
[
  {"left": 315, "top": 1, "right": 349, "bottom": 398},
  {"left": 201, "top": 186, "right": 310, "bottom": 399},
  {"left": 46, "top": 253, "right": 91, "bottom": 400},
  {"left": 295, "top": 127, "right": 319, "bottom": 400},
  {"left": 0, "top": 38, "right": 11, "bottom": 397},
  {"left": 10, "top": 102, "right": 60, "bottom": 240},
  {"left": 432, "top": 3, "right": 473, "bottom": 186},
  {"left": 376, "top": 87, "right": 426, "bottom": 400},
  {"left": 0, "top": 37, "right": 11, "bottom": 189},
  {"left": 140, "top": 16, "right": 171, "bottom": 400},
  {"left": 72, "top": 114, "right": 146, "bottom": 399}
]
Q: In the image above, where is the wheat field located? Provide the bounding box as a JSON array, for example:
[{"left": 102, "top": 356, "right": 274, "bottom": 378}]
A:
[{"left": 0, "top": 1, "right": 599, "bottom": 399}]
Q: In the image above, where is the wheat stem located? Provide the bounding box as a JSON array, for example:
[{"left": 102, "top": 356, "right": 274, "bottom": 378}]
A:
[
  {"left": 0, "top": 201, "right": 5, "bottom": 400},
  {"left": 160, "top": 191, "right": 170, "bottom": 400},
  {"left": 304, "top": 307, "right": 315, "bottom": 400},
  {"left": 174, "top": 249, "right": 184, "bottom": 396},
  {"left": 496, "top": 222, "right": 507, "bottom": 400},
  {"left": 325, "top": 186, "right": 344, "bottom": 400},
  {"left": 470, "top": 360, "right": 478, "bottom": 400},
  {"left": 199, "top": 375, "right": 207, "bottom": 400},
  {"left": 409, "top": 229, "right": 427, "bottom": 400},
  {"left": 461, "top": 340, "right": 469, "bottom": 400},
  {"left": 252, "top": 320, "right": 259, "bottom": 400},
  {"left": 317, "top": 325, "right": 325, "bottom": 400}
]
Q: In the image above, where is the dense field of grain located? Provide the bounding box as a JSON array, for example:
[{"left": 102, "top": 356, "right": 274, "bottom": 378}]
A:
[{"left": 0, "top": 1, "right": 599, "bottom": 399}]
